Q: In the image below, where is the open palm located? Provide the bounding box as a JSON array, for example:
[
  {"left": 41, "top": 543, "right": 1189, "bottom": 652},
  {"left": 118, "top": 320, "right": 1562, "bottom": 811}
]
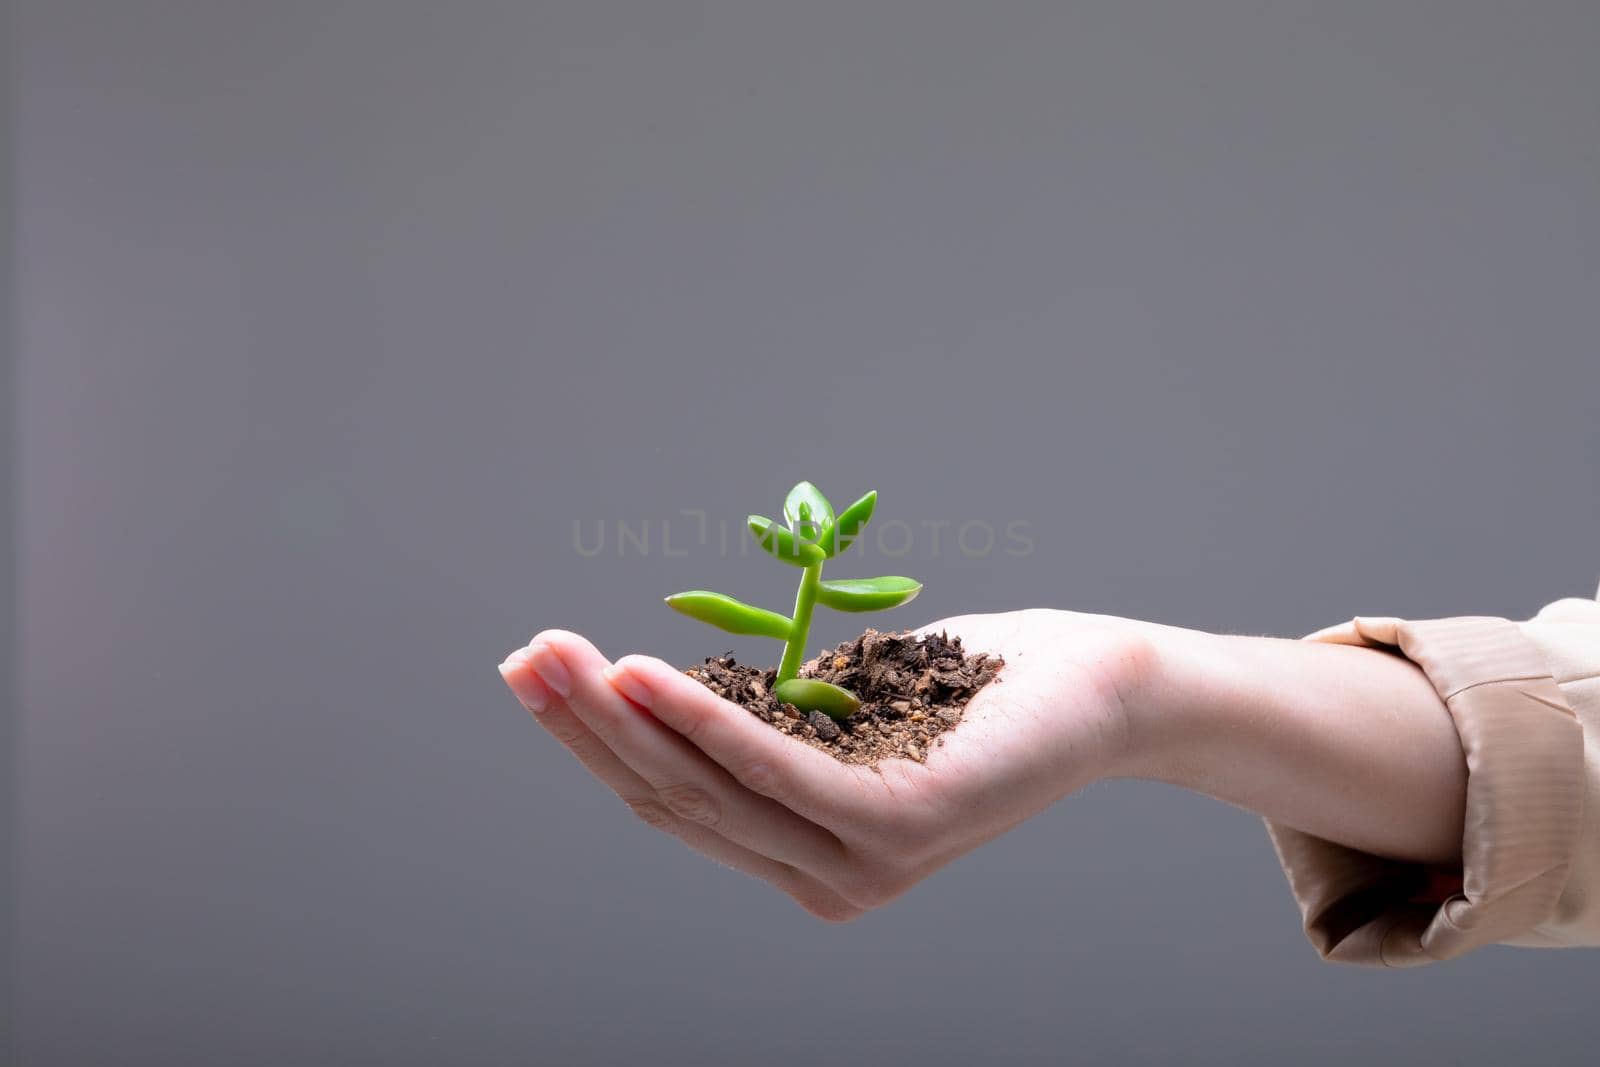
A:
[{"left": 499, "top": 609, "right": 1150, "bottom": 920}]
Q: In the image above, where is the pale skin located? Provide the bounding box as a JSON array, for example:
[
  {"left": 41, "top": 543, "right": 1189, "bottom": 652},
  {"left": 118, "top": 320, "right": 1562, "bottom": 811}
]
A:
[{"left": 498, "top": 609, "right": 1468, "bottom": 922}]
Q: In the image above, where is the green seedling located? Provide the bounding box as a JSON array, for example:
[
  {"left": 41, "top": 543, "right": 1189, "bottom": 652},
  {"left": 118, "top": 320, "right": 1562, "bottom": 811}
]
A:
[{"left": 666, "top": 482, "right": 922, "bottom": 719}]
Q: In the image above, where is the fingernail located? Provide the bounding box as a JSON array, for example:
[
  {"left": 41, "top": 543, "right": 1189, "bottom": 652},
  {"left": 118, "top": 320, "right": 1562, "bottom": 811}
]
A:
[
  {"left": 603, "top": 664, "right": 652, "bottom": 708},
  {"left": 528, "top": 643, "right": 573, "bottom": 697},
  {"left": 498, "top": 660, "right": 549, "bottom": 714}
]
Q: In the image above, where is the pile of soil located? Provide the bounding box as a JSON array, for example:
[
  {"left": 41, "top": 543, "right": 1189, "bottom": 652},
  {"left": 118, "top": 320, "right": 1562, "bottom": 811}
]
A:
[{"left": 683, "top": 629, "right": 1003, "bottom": 766}]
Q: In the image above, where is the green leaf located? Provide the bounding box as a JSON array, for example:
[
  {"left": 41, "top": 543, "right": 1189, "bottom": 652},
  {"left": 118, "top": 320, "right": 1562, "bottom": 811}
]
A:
[
  {"left": 664, "top": 591, "right": 793, "bottom": 640},
  {"left": 783, "top": 481, "right": 834, "bottom": 543},
  {"left": 748, "top": 515, "right": 825, "bottom": 567},
  {"left": 815, "top": 576, "right": 922, "bottom": 612},
  {"left": 773, "top": 678, "right": 861, "bottom": 721},
  {"left": 818, "top": 490, "right": 877, "bottom": 557}
]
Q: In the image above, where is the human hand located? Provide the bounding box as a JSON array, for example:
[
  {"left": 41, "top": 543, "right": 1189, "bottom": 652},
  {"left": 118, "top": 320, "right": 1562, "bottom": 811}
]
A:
[{"left": 498, "top": 609, "right": 1157, "bottom": 921}]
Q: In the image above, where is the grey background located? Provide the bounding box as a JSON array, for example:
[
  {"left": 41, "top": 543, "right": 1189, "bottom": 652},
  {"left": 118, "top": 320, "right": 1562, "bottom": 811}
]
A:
[
  {"left": 2, "top": 0, "right": 16, "bottom": 1057},
  {"left": 8, "top": 2, "right": 1599, "bottom": 1064}
]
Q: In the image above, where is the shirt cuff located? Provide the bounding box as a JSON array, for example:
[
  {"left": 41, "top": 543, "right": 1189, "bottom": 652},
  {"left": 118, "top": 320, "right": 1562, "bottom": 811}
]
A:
[{"left": 1263, "top": 615, "right": 1586, "bottom": 966}]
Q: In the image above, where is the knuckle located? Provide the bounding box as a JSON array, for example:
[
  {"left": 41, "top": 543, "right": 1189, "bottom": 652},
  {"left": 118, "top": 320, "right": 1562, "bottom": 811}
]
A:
[
  {"left": 658, "top": 783, "right": 722, "bottom": 828},
  {"left": 875, "top": 772, "right": 947, "bottom": 843},
  {"left": 736, "top": 760, "right": 785, "bottom": 802},
  {"left": 624, "top": 797, "right": 676, "bottom": 831},
  {"left": 668, "top": 701, "right": 709, "bottom": 745}
]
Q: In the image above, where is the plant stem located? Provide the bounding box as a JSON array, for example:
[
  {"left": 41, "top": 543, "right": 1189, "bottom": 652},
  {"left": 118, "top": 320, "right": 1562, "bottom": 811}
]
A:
[{"left": 778, "top": 561, "right": 821, "bottom": 683}]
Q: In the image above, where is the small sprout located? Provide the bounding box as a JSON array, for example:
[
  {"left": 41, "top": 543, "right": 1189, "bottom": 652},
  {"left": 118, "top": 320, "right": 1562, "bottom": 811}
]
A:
[
  {"left": 820, "top": 490, "right": 876, "bottom": 557},
  {"left": 783, "top": 481, "right": 834, "bottom": 544},
  {"left": 666, "top": 482, "right": 921, "bottom": 719},
  {"left": 747, "top": 515, "right": 826, "bottom": 567}
]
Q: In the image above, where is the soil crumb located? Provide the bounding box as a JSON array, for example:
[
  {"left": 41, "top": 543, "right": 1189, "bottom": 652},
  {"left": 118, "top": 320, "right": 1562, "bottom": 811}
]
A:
[{"left": 683, "top": 630, "right": 1002, "bottom": 766}]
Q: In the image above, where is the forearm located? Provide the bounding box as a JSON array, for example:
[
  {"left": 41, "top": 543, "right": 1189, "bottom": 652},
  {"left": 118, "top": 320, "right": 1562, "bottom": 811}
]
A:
[{"left": 1122, "top": 625, "right": 1468, "bottom": 866}]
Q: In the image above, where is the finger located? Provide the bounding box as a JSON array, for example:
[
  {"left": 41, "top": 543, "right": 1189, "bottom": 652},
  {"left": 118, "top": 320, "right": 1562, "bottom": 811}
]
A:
[
  {"left": 499, "top": 651, "right": 858, "bottom": 921},
  {"left": 600, "top": 652, "right": 880, "bottom": 833},
  {"left": 522, "top": 632, "right": 849, "bottom": 877},
  {"left": 638, "top": 807, "right": 862, "bottom": 923},
  {"left": 501, "top": 649, "right": 612, "bottom": 761}
]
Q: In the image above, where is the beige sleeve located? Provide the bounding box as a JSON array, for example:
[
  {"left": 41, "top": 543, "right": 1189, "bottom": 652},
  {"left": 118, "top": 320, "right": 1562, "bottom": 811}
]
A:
[{"left": 1263, "top": 592, "right": 1600, "bottom": 967}]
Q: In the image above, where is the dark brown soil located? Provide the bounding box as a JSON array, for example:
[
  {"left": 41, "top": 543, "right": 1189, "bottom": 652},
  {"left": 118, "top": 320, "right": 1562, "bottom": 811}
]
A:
[{"left": 683, "top": 629, "right": 1003, "bottom": 766}]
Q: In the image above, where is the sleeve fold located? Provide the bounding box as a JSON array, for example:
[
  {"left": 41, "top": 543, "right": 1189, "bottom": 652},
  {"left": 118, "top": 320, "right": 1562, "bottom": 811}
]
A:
[{"left": 1265, "top": 597, "right": 1600, "bottom": 966}]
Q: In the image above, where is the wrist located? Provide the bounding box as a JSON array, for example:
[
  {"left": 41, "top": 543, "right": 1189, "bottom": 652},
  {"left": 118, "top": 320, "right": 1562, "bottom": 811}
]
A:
[
  {"left": 1112, "top": 621, "right": 1467, "bottom": 865},
  {"left": 1110, "top": 624, "right": 1244, "bottom": 786},
  {"left": 999, "top": 608, "right": 1194, "bottom": 785}
]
